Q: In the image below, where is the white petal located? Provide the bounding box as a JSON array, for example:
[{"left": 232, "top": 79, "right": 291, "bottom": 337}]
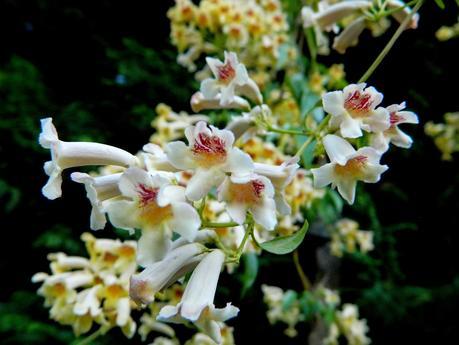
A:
[
  {"left": 180, "top": 250, "right": 225, "bottom": 321},
  {"left": 333, "top": 17, "right": 366, "bottom": 54},
  {"left": 226, "top": 202, "right": 248, "bottom": 224},
  {"left": 39, "top": 117, "right": 59, "bottom": 148},
  {"left": 170, "top": 202, "right": 201, "bottom": 241},
  {"left": 275, "top": 194, "right": 291, "bottom": 216},
  {"left": 105, "top": 200, "right": 139, "bottom": 232},
  {"left": 209, "top": 303, "right": 240, "bottom": 322},
  {"left": 397, "top": 110, "right": 419, "bottom": 124},
  {"left": 337, "top": 179, "right": 357, "bottom": 204},
  {"left": 224, "top": 147, "right": 254, "bottom": 175},
  {"left": 200, "top": 78, "right": 220, "bottom": 99},
  {"left": 220, "top": 83, "right": 236, "bottom": 106},
  {"left": 116, "top": 297, "right": 131, "bottom": 326},
  {"left": 250, "top": 198, "right": 277, "bottom": 231},
  {"left": 157, "top": 185, "right": 186, "bottom": 206},
  {"left": 362, "top": 163, "right": 388, "bottom": 183},
  {"left": 186, "top": 169, "right": 225, "bottom": 201},
  {"left": 41, "top": 163, "right": 63, "bottom": 200},
  {"left": 365, "top": 107, "right": 390, "bottom": 132},
  {"left": 137, "top": 230, "right": 172, "bottom": 267},
  {"left": 118, "top": 167, "right": 152, "bottom": 199},
  {"left": 323, "top": 134, "right": 356, "bottom": 164},
  {"left": 391, "top": 127, "right": 413, "bottom": 148},
  {"left": 370, "top": 131, "right": 390, "bottom": 153},
  {"left": 165, "top": 141, "right": 195, "bottom": 170},
  {"left": 205, "top": 57, "right": 223, "bottom": 78},
  {"left": 340, "top": 115, "right": 363, "bottom": 138},
  {"left": 323, "top": 91, "right": 345, "bottom": 117},
  {"left": 311, "top": 163, "right": 335, "bottom": 188}
]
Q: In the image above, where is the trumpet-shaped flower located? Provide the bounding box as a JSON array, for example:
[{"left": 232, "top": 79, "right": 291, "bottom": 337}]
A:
[
  {"left": 253, "top": 158, "right": 299, "bottom": 216},
  {"left": 311, "top": 135, "right": 388, "bottom": 204},
  {"left": 129, "top": 242, "right": 206, "bottom": 305},
  {"left": 165, "top": 121, "right": 254, "bottom": 200},
  {"left": 105, "top": 167, "right": 201, "bottom": 265},
  {"left": 370, "top": 102, "right": 419, "bottom": 153},
  {"left": 71, "top": 172, "right": 122, "bottom": 230},
  {"left": 323, "top": 83, "right": 390, "bottom": 138},
  {"left": 200, "top": 51, "right": 262, "bottom": 106},
  {"left": 158, "top": 250, "right": 239, "bottom": 344},
  {"left": 39, "top": 118, "right": 139, "bottom": 200},
  {"left": 218, "top": 174, "right": 277, "bottom": 230}
]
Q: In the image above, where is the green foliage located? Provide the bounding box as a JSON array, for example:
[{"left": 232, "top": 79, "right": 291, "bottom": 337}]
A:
[
  {"left": 238, "top": 253, "right": 259, "bottom": 297},
  {"left": 260, "top": 220, "right": 309, "bottom": 255},
  {"left": 0, "top": 291, "right": 75, "bottom": 344},
  {"left": 33, "top": 225, "right": 84, "bottom": 255},
  {"left": 0, "top": 179, "right": 21, "bottom": 213}
]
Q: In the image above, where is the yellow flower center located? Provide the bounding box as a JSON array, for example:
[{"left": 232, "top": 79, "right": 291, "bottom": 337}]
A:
[{"left": 334, "top": 156, "right": 367, "bottom": 178}]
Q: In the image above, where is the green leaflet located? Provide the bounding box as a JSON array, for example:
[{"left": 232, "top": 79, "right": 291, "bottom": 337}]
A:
[{"left": 260, "top": 219, "right": 309, "bottom": 255}]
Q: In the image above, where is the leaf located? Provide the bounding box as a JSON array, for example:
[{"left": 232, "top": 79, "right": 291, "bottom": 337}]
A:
[
  {"left": 260, "top": 220, "right": 309, "bottom": 255},
  {"left": 434, "top": 0, "right": 445, "bottom": 9},
  {"left": 287, "top": 73, "right": 306, "bottom": 101},
  {"left": 239, "top": 253, "right": 259, "bottom": 297},
  {"left": 275, "top": 43, "right": 290, "bottom": 70}
]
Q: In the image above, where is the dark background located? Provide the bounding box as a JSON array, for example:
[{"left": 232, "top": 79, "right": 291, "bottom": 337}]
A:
[{"left": 0, "top": 0, "right": 458, "bottom": 344}]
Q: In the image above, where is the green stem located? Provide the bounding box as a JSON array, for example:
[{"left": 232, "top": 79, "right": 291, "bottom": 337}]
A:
[
  {"left": 295, "top": 114, "right": 330, "bottom": 157},
  {"left": 376, "top": 0, "right": 419, "bottom": 19},
  {"left": 227, "top": 216, "right": 254, "bottom": 264},
  {"left": 305, "top": 28, "right": 318, "bottom": 72},
  {"left": 74, "top": 327, "right": 106, "bottom": 345},
  {"left": 267, "top": 125, "right": 310, "bottom": 136},
  {"left": 202, "top": 221, "right": 241, "bottom": 228},
  {"left": 358, "top": 0, "right": 424, "bottom": 83},
  {"left": 293, "top": 250, "right": 311, "bottom": 291}
]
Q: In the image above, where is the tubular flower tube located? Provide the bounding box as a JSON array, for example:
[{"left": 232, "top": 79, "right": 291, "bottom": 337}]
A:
[
  {"left": 200, "top": 51, "right": 262, "bottom": 106},
  {"left": 311, "top": 135, "right": 388, "bottom": 204},
  {"left": 323, "top": 83, "right": 390, "bottom": 138},
  {"left": 165, "top": 121, "right": 254, "bottom": 201},
  {"left": 70, "top": 172, "right": 122, "bottom": 230},
  {"left": 218, "top": 173, "right": 277, "bottom": 230},
  {"left": 129, "top": 242, "right": 206, "bottom": 306},
  {"left": 190, "top": 91, "right": 250, "bottom": 113},
  {"left": 39, "top": 117, "right": 139, "bottom": 200},
  {"left": 370, "top": 102, "right": 419, "bottom": 153},
  {"left": 158, "top": 250, "right": 239, "bottom": 344},
  {"left": 332, "top": 17, "right": 367, "bottom": 54},
  {"left": 105, "top": 167, "right": 201, "bottom": 266},
  {"left": 302, "top": 1, "right": 371, "bottom": 31}
]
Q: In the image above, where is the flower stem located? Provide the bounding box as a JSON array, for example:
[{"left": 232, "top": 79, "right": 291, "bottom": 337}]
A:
[
  {"left": 267, "top": 125, "right": 310, "bottom": 136},
  {"left": 358, "top": 0, "right": 424, "bottom": 83},
  {"left": 295, "top": 114, "right": 330, "bottom": 157},
  {"left": 305, "top": 28, "right": 318, "bottom": 72},
  {"left": 227, "top": 216, "right": 254, "bottom": 264},
  {"left": 202, "top": 221, "right": 242, "bottom": 228},
  {"left": 74, "top": 327, "right": 107, "bottom": 345},
  {"left": 293, "top": 250, "right": 311, "bottom": 291}
]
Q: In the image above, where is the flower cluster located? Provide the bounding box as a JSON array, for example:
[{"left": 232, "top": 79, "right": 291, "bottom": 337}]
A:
[
  {"left": 32, "top": 233, "right": 138, "bottom": 337},
  {"left": 168, "top": 0, "right": 292, "bottom": 88},
  {"left": 302, "top": 0, "right": 419, "bottom": 54},
  {"left": 330, "top": 218, "right": 374, "bottom": 257},
  {"left": 425, "top": 112, "right": 459, "bottom": 161},
  {"left": 325, "top": 304, "right": 371, "bottom": 345},
  {"left": 313, "top": 83, "right": 418, "bottom": 204},
  {"left": 436, "top": 20, "right": 459, "bottom": 41}
]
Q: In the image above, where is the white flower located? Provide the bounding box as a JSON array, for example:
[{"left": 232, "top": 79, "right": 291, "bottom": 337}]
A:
[
  {"left": 253, "top": 157, "right": 299, "bottom": 216},
  {"left": 165, "top": 121, "right": 254, "bottom": 201},
  {"left": 105, "top": 167, "right": 201, "bottom": 266},
  {"left": 370, "top": 102, "right": 419, "bottom": 153},
  {"left": 129, "top": 243, "right": 206, "bottom": 305},
  {"left": 201, "top": 51, "right": 262, "bottom": 106},
  {"left": 142, "top": 144, "right": 180, "bottom": 173},
  {"left": 302, "top": 2, "right": 371, "bottom": 32},
  {"left": 158, "top": 250, "right": 239, "bottom": 344},
  {"left": 190, "top": 91, "right": 250, "bottom": 113},
  {"left": 39, "top": 117, "right": 139, "bottom": 200},
  {"left": 70, "top": 172, "right": 122, "bottom": 230},
  {"left": 311, "top": 135, "right": 388, "bottom": 204},
  {"left": 218, "top": 174, "right": 277, "bottom": 230},
  {"left": 387, "top": 0, "right": 419, "bottom": 29},
  {"left": 323, "top": 83, "right": 390, "bottom": 138}
]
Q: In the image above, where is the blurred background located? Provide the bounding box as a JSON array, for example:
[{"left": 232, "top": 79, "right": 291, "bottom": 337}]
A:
[{"left": 0, "top": 0, "right": 458, "bottom": 344}]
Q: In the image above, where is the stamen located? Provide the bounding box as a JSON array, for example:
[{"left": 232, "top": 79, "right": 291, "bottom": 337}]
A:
[
  {"left": 138, "top": 184, "right": 159, "bottom": 207},
  {"left": 217, "top": 62, "right": 236, "bottom": 83},
  {"left": 192, "top": 132, "right": 227, "bottom": 166},
  {"left": 344, "top": 90, "right": 373, "bottom": 116}
]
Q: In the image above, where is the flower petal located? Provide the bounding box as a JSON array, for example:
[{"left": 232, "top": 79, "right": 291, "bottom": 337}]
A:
[
  {"left": 323, "top": 134, "right": 356, "bottom": 164},
  {"left": 250, "top": 198, "right": 277, "bottom": 231},
  {"left": 170, "top": 202, "right": 201, "bottom": 241},
  {"left": 165, "top": 141, "right": 195, "bottom": 170},
  {"left": 186, "top": 168, "right": 225, "bottom": 201},
  {"left": 137, "top": 230, "right": 172, "bottom": 267},
  {"left": 323, "top": 91, "right": 345, "bottom": 117},
  {"left": 336, "top": 179, "right": 357, "bottom": 204}
]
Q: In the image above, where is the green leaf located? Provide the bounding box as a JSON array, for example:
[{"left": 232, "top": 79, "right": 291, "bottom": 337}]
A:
[
  {"left": 275, "top": 43, "right": 290, "bottom": 70},
  {"left": 287, "top": 73, "right": 306, "bottom": 101},
  {"left": 434, "top": 0, "right": 445, "bottom": 9},
  {"left": 260, "top": 220, "right": 309, "bottom": 255},
  {"left": 239, "top": 253, "right": 259, "bottom": 297}
]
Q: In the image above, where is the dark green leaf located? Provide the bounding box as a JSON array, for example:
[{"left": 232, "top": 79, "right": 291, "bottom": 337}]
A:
[
  {"left": 240, "top": 253, "right": 259, "bottom": 297},
  {"left": 260, "top": 220, "right": 309, "bottom": 255},
  {"left": 434, "top": 0, "right": 445, "bottom": 9}
]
